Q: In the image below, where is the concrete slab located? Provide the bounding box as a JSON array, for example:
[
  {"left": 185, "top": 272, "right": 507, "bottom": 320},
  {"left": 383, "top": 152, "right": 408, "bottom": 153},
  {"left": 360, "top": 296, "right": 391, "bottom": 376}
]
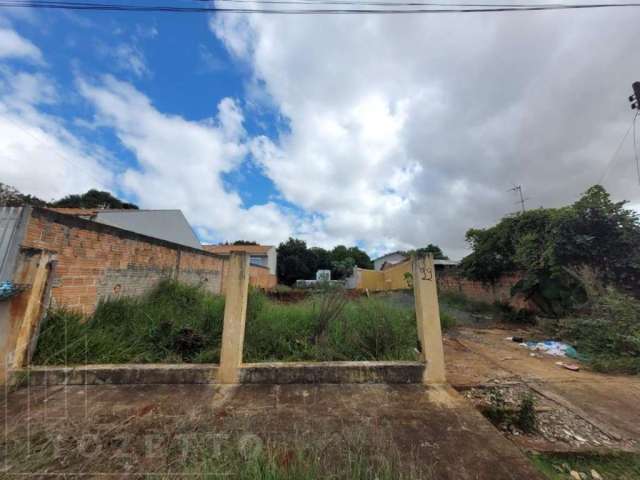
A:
[{"left": 2, "top": 383, "right": 544, "bottom": 479}]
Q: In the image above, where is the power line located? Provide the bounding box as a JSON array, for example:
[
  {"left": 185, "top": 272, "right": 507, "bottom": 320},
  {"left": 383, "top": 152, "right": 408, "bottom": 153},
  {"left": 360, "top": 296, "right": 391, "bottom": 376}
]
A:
[
  {"left": 207, "top": 0, "right": 600, "bottom": 6},
  {"left": 634, "top": 111, "right": 640, "bottom": 184},
  {"left": 598, "top": 113, "right": 637, "bottom": 185},
  {"left": 4, "top": 0, "right": 640, "bottom": 14}
]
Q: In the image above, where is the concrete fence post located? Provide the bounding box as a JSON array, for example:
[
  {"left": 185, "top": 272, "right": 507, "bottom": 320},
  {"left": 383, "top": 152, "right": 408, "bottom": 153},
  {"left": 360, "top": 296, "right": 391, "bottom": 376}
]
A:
[
  {"left": 12, "top": 251, "right": 52, "bottom": 368},
  {"left": 412, "top": 254, "right": 446, "bottom": 384},
  {"left": 218, "top": 252, "right": 250, "bottom": 384}
]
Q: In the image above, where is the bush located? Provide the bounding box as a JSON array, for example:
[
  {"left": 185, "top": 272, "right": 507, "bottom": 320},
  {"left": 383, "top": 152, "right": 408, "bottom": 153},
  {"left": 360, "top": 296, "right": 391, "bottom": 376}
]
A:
[
  {"left": 516, "top": 393, "right": 537, "bottom": 433},
  {"left": 485, "top": 388, "right": 508, "bottom": 425},
  {"left": 558, "top": 288, "right": 640, "bottom": 374}
]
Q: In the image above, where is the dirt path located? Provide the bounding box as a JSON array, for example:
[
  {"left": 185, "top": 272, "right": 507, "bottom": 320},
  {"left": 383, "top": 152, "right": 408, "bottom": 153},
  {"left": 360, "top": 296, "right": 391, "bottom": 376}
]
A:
[{"left": 445, "top": 326, "right": 640, "bottom": 450}]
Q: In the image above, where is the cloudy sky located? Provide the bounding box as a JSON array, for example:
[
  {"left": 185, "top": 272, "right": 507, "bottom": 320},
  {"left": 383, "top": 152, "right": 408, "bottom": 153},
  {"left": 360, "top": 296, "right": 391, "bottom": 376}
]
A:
[{"left": 1, "top": 2, "right": 640, "bottom": 259}]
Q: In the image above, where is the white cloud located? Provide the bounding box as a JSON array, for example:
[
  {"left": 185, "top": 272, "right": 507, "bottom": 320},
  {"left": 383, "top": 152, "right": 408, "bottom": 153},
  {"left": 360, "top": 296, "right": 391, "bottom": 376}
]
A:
[
  {"left": 78, "top": 75, "right": 298, "bottom": 245},
  {"left": 0, "top": 66, "right": 113, "bottom": 201},
  {"left": 0, "top": 27, "right": 42, "bottom": 62},
  {"left": 113, "top": 43, "right": 150, "bottom": 78},
  {"left": 212, "top": 8, "right": 640, "bottom": 258}
]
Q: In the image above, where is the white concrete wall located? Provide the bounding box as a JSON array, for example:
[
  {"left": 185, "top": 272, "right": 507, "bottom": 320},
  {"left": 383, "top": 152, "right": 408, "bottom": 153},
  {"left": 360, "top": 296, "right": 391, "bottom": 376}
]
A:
[{"left": 266, "top": 247, "right": 277, "bottom": 275}]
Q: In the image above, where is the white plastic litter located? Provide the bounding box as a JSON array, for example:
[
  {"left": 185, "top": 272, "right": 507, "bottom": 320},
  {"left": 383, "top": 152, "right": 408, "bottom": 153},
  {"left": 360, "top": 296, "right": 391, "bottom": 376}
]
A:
[{"left": 521, "top": 340, "right": 575, "bottom": 357}]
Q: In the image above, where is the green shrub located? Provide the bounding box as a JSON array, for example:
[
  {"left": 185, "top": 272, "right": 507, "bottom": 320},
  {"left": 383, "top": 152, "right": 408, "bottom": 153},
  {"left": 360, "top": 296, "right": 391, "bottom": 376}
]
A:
[
  {"left": 558, "top": 288, "right": 640, "bottom": 374},
  {"left": 516, "top": 393, "right": 537, "bottom": 433},
  {"left": 485, "top": 388, "right": 508, "bottom": 425}
]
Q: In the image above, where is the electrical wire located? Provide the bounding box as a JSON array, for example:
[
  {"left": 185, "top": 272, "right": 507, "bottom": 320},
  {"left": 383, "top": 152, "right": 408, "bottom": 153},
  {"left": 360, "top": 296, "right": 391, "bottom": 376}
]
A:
[
  {"left": 598, "top": 113, "right": 637, "bottom": 185},
  {"left": 4, "top": 0, "right": 640, "bottom": 14},
  {"left": 634, "top": 111, "right": 640, "bottom": 185}
]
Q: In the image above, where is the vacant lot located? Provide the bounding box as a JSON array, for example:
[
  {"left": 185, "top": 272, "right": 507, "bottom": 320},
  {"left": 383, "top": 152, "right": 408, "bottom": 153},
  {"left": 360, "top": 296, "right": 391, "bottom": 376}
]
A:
[{"left": 33, "top": 281, "right": 456, "bottom": 365}]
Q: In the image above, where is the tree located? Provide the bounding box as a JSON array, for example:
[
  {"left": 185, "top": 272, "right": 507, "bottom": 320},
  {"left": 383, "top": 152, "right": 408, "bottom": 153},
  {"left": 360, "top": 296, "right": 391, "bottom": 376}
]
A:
[
  {"left": 346, "top": 246, "right": 374, "bottom": 269},
  {"left": 310, "top": 247, "right": 332, "bottom": 270},
  {"left": 0, "top": 183, "right": 47, "bottom": 207},
  {"left": 277, "top": 238, "right": 317, "bottom": 285},
  {"left": 51, "top": 189, "right": 138, "bottom": 209},
  {"left": 276, "top": 239, "right": 374, "bottom": 284},
  {"left": 232, "top": 240, "right": 258, "bottom": 245},
  {"left": 331, "top": 257, "right": 356, "bottom": 279},
  {"left": 460, "top": 185, "right": 640, "bottom": 314},
  {"left": 414, "top": 244, "right": 448, "bottom": 260}
]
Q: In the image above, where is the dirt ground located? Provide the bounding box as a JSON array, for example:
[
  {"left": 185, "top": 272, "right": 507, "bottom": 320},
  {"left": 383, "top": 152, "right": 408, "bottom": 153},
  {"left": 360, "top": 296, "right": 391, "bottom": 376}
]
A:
[
  {"left": 2, "top": 382, "right": 544, "bottom": 479},
  {"left": 445, "top": 326, "right": 640, "bottom": 452}
]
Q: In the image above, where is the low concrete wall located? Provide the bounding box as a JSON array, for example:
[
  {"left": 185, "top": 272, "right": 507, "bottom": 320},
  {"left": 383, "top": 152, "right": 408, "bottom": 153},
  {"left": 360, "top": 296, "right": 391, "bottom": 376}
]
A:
[
  {"left": 13, "top": 361, "right": 425, "bottom": 386},
  {"left": 240, "top": 361, "right": 424, "bottom": 384},
  {"left": 17, "top": 364, "right": 219, "bottom": 386}
]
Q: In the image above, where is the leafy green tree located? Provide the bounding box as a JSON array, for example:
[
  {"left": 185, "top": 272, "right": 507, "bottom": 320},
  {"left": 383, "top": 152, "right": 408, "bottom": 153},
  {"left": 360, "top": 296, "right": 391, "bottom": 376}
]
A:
[
  {"left": 51, "top": 189, "right": 138, "bottom": 209},
  {"left": 331, "top": 257, "right": 356, "bottom": 280},
  {"left": 310, "top": 247, "right": 332, "bottom": 270},
  {"left": 276, "top": 239, "right": 374, "bottom": 284},
  {"left": 460, "top": 185, "right": 640, "bottom": 314},
  {"left": 414, "top": 244, "right": 448, "bottom": 260},
  {"left": 277, "top": 238, "right": 318, "bottom": 285},
  {"left": 0, "top": 183, "right": 47, "bottom": 207},
  {"left": 346, "top": 246, "right": 374, "bottom": 269}
]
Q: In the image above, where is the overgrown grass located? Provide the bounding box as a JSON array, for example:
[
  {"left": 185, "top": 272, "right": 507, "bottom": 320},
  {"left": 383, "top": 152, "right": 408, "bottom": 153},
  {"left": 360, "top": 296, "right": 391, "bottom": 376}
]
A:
[
  {"left": 33, "top": 280, "right": 226, "bottom": 365},
  {"left": 244, "top": 290, "right": 421, "bottom": 362},
  {"left": 34, "top": 282, "right": 457, "bottom": 365},
  {"left": 1, "top": 413, "right": 428, "bottom": 479},
  {"left": 529, "top": 452, "right": 640, "bottom": 480},
  {"left": 173, "top": 432, "right": 423, "bottom": 480}
]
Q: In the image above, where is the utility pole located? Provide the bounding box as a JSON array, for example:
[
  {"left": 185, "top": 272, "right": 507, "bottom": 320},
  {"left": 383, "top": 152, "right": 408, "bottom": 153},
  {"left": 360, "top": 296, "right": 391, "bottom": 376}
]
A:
[
  {"left": 628, "top": 81, "right": 640, "bottom": 110},
  {"left": 508, "top": 185, "right": 526, "bottom": 213}
]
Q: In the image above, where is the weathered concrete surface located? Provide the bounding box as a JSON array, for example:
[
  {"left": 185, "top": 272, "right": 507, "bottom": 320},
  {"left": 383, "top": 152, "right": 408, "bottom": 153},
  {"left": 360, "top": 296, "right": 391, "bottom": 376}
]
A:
[
  {"left": 445, "top": 327, "right": 640, "bottom": 445},
  {"left": 240, "top": 361, "right": 424, "bottom": 384},
  {"left": 14, "top": 361, "right": 424, "bottom": 386},
  {"left": 2, "top": 383, "right": 544, "bottom": 479},
  {"left": 13, "top": 363, "right": 220, "bottom": 386}
]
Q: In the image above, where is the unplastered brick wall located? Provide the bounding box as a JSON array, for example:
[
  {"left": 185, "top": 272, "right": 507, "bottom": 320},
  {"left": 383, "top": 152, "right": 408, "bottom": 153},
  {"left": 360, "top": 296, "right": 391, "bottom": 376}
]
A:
[
  {"left": 19, "top": 208, "right": 229, "bottom": 315},
  {"left": 437, "top": 269, "right": 535, "bottom": 311}
]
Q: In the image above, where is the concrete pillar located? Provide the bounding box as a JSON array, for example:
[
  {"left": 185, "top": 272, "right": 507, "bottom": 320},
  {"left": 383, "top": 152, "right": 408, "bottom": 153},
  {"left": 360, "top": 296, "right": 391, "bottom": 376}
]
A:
[
  {"left": 13, "top": 252, "right": 52, "bottom": 368},
  {"left": 412, "top": 254, "right": 446, "bottom": 384},
  {"left": 218, "top": 252, "right": 250, "bottom": 384}
]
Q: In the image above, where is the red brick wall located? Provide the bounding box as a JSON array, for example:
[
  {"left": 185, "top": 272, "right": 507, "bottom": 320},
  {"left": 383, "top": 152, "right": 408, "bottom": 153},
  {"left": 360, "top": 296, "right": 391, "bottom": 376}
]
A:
[
  {"left": 249, "top": 265, "right": 277, "bottom": 289},
  {"left": 19, "top": 208, "right": 229, "bottom": 315},
  {"left": 437, "top": 268, "right": 535, "bottom": 310}
]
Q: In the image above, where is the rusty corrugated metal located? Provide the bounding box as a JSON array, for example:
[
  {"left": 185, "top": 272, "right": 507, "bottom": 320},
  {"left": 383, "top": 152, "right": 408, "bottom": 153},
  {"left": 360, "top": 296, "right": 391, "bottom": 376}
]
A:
[{"left": 0, "top": 206, "right": 27, "bottom": 283}]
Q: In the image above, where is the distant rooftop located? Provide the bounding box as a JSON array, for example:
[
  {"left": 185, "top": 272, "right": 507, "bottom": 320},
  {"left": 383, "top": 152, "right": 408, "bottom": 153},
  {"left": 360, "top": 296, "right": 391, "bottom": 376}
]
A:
[{"left": 48, "top": 208, "right": 201, "bottom": 250}]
